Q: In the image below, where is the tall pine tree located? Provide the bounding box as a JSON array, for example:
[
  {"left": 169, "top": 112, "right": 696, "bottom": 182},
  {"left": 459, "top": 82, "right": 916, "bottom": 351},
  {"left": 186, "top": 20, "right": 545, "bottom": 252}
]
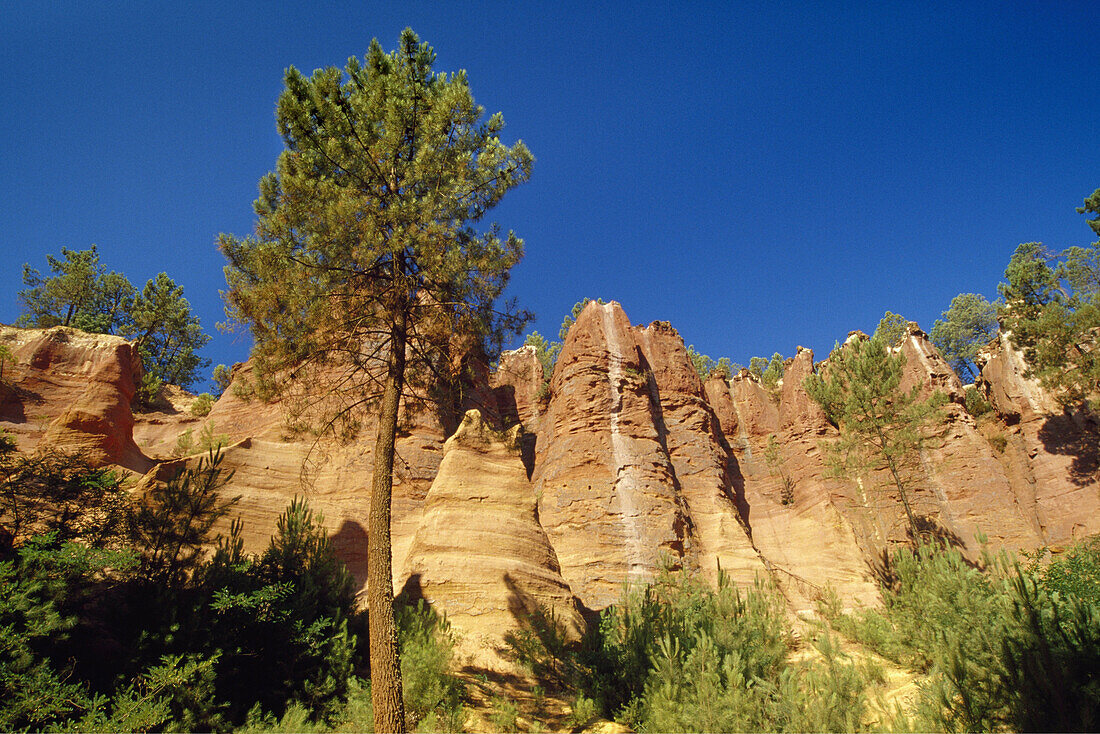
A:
[{"left": 219, "top": 29, "right": 531, "bottom": 730}]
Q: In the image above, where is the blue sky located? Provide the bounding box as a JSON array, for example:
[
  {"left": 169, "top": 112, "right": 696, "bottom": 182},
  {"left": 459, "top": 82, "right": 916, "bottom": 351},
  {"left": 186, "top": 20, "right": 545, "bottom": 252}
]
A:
[{"left": 2, "top": 1, "right": 1097, "bottom": 388}]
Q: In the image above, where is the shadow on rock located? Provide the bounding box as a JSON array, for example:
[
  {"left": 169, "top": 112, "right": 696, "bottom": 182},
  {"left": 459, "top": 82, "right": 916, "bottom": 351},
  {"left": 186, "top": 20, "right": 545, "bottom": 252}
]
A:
[{"left": 1038, "top": 410, "right": 1100, "bottom": 486}]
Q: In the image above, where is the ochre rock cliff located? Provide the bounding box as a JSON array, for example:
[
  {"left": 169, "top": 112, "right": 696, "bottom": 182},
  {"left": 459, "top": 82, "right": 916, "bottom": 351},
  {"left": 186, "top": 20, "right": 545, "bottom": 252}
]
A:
[
  {"left": 4, "top": 301, "right": 1099, "bottom": 658},
  {"left": 532, "top": 302, "right": 690, "bottom": 609},
  {"left": 0, "top": 326, "right": 150, "bottom": 471},
  {"left": 977, "top": 332, "right": 1100, "bottom": 546},
  {"left": 400, "top": 409, "right": 584, "bottom": 667}
]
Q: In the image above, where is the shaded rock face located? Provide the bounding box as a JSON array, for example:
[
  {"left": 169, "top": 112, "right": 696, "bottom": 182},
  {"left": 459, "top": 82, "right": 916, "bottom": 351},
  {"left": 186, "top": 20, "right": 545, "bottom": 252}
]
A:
[
  {"left": 634, "top": 320, "right": 768, "bottom": 588},
  {"left": 0, "top": 326, "right": 150, "bottom": 471},
  {"left": 132, "top": 360, "right": 448, "bottom": 600},
  {"left": 978, "top": 333, "right": 1100, "bottom": 545},
  {"left": 722, "top": 352, "right": 883, "bottom": 612},
  {"left": 893, "top": 327, "right": 1044, "bottom": 554},
  {"left": 491, "top": 345, "right": 545, "bottom": 434},
  {"left": 532, "top": 302, "right": 691, "bottom": 609},
  {"left": 400, "top": 410, "right": 583, "bottom": 667}
]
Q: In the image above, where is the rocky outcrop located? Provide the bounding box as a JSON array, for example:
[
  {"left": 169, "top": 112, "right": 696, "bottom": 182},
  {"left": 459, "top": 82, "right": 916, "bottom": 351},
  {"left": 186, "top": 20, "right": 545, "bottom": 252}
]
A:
[
  {"left": 0, "top": 326, "right": 150, "bottom": 471},
  {"left": 635, "top": 320, "right": 767, "bottom": 587},
  {"left": 492, "top": 345, "right": 546, "bottom": 434},
  {"left": 400, "top": 410, "right": 584, "bottom": 667},
  {"left": 8, "top": 305, "right": 1100, "bottom": 633},
  {"left": 532, "top": 302, "right": 690, "bottom": 609},
  {"left": 895, "top": 327, "right": 1044, "bottom": 554},
  {"left": 724, "top": 351, "right": 882, "bottom": 612},
  {"left": 978, "top": 333, "right": 1100, "bottom": 545}
]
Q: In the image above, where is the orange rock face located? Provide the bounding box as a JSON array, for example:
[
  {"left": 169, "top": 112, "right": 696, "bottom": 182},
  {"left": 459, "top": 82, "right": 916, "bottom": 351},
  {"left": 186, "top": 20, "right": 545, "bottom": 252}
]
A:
[
  {"left": 7, "top": 304, "right": 1100, "bottom": 637},
  {"left": 533, "top": 302, "right": 690, "bottom": 609},
  {"left": 1, "top": 326, "right": 150, "bottom": 471},
  {"left": 724, "top": 352, "right": 882, "bottom": 612},
  {"left": 400, "top": 409, "right": 584, "bottom": 667},
  {"left": 977, "top": 332, "right": 1100, "bottom": 546},
  {"left": 634, "top": 320, "right": 768, "bottom": 588}
]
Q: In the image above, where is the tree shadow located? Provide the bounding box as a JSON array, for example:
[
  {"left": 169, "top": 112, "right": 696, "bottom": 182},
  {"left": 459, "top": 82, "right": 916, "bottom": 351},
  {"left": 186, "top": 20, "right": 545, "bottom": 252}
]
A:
[
  {"left": 0, "top": 383, "right": 40, "bottom": 423},
  {"left": 499, "top": 572, "right": 588, "bottom": 692},
  {"left": 910, "top": 514, "right": 966, "bottom": 550},
  {"left": 330, "top": 519, "right": 370, "bottom": 592},
  {"left": 1037, "top": 411, "right": 1100, "bottom": 486}
]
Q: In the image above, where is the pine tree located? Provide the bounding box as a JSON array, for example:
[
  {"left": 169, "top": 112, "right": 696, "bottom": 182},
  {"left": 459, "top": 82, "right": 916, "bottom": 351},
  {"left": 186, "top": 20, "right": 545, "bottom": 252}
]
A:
[
  {"left": 219, "top": 29, "right": 531, "bottom": 730},
  {"left": 126, "top": 273, "right": 211, "bottom": 392},
  {"left": 930, "top": 294, "right": 999, "bottom": 381},
  {"left": 999, "top": 226, "right": 1100, "bottom": 410},
  {"left": 804, "top": 334, "right": 946, "bottom": 539},
  {"left": 18, "top": 246, "right": 133, "bottom": 332}
]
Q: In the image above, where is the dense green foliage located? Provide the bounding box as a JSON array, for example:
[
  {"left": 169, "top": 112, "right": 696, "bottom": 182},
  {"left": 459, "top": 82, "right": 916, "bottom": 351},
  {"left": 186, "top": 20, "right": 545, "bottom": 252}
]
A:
[
  {"left": 17, "top": 246, "right": 212, "bottom": 396},
  {"left": 686, "top": 346, "right": 737, "bottom": 380},
  {"left": 998, "top": 195, "right": 1100, "bottom": 409},
  {"left": 212, "top": 364, "right": 233, "bottom": 398},
  {"left": 130, "top": 272, "right": 212, "bottom": 396},
  {"left": 873, "top": 311, "right": 909, "bottom": 347},
  {"left": 930, "top": 293, "right": 999, "bottom": 381},
  {"left": 0, "top": 445, "right": 438, "bottom": 732},
  {"left": 522, "top": 331, "right": 560, "bottom": 381},
  {"left": 18, "top": 246, "right": 132, "bottom": 333},
  {"left": 824, "top": 540, "right": 1100, "bottom": 732},
  {"left": 805, "top": 333, "right": 946, "bottom": 539},
  {"left": 748, "top": 352, "right": 784, "bottom": 390},
  {"left": 0, "top": 343, "right": 14, "bottom": 386},
  {"left": 507, "top": 566, "right": 888, "bottom": 732},
  {"left": 219, "top": 29, "right": 533, "bottom": 730}
]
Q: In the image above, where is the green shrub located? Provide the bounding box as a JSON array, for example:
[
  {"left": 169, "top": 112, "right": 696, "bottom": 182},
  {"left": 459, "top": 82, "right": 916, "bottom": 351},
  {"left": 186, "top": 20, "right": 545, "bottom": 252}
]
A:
[
  {"left": 823, "top": 539, "right": 1100, "bottom": 732},
  {"left": 190, "top": 393, "right": 214, "bottom": 417},
  {"left": 396, "top": 600, "right": 466, "bottom": 732},
  {"left": 963, "top": 386, "right": 992, "bottom": 417},
  {"left": 1035, "top": 536, "right": 1100, "bottom": 605},
  {"left": 488, "top": 696, "right": 519, "bottom": 732}
]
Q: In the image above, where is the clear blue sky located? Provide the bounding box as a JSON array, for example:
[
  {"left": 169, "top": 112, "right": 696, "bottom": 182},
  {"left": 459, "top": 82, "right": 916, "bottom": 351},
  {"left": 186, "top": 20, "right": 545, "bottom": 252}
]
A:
[{"left": 2, "top": 1, "right": 1097, "bottom": 388}]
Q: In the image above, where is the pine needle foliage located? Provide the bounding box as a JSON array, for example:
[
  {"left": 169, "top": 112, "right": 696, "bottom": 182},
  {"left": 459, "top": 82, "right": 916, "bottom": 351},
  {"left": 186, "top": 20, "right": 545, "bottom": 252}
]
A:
[
  {"left": 804, "top": 334, "right": 946, "bottom": 540},
  {"left": 999, "top": 217, "right": 1100, "bottom": 411},
  {"left": 219, "top": 30, "right": 532, "bottom": 729}
]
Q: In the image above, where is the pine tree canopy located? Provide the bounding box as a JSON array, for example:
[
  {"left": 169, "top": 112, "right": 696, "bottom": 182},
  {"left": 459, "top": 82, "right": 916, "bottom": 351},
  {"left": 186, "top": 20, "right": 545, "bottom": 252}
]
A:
[
  {"left": 998, "top": 200, "right": 1100, "bottom": 410},
  {"left": 218, "top": 29, "right": 532, "bottom": 732},
  {"left": 220, "top": 28, "right": 533, "bottom": 404},
  {"left": 930, "top": 293, "right": 999, "bottom": 381}
]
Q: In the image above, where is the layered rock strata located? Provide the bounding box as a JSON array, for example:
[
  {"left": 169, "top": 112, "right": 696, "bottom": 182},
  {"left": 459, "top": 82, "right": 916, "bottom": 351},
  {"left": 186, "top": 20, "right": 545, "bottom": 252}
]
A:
[
  {"left": 634, "top": 320, "right": 768, "bottom": 588},
  {"left": 532, "top": 302, "right": 691, "bottom": 609},
  {"left": 977, "top": 332, "right": 1100, "bottom": 545},
  {"left": 0, "top": 326, "right": 150, "bottom": 471},
  {"left": 400, "top": 409, "right": 584, "bottom": 667}
]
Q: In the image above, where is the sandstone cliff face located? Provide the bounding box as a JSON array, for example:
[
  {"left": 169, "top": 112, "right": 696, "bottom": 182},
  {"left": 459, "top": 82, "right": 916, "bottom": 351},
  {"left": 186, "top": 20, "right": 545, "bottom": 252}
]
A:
[
  {"left": 400, "top": 410, "right": 583, "bottom": 667},
  {"left": 723, "top": 351, "right": 882, "bottom": 612},
  {"left": 977, "top": 332, "right": 1100, "bottom": 546},
  {"left": 634, "top": 320, "right": 768, "bottom": 588},
  {"left": 0, "top": 326, "right": 150, "bottom": 471},
  {"left": 532, "top": 302, "right": 690, "bottom": 609},
  {"left": 7, "top": 305, "right": 1099, "bottom": 636},
  {"left": 491, "top": 345, "right": 545, "bottom": 435},
  {"left": 894, "top": 327, "right": 1044, "bottom": 554}
]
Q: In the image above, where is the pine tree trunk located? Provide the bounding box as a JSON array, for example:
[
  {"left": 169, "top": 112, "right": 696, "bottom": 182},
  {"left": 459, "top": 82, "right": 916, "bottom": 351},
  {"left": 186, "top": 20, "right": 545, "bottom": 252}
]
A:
[{"left": 368, "top": 308, "right": 408, "bottom": 733}]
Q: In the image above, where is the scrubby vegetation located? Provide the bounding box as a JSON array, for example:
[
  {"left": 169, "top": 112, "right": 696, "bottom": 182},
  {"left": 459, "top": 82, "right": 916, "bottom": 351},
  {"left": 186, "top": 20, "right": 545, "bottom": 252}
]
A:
[
  {"left": 499, "top": 539, "right": 1100, "bottom": 733},
  {"left": 0, "top": 439, "right": 466, "bottom": 733},
  {"left": 820, "top": 540, "right": 1100, "bottom": 732}
]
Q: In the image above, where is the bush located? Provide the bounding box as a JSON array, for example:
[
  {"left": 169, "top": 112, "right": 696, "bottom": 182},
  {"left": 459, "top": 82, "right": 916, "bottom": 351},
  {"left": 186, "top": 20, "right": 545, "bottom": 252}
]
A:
[
  {"left": 823, "top": 540, "right": 1100, "bottom": 732},
  {"left": 190, "top": 393, "right": 214, "bottom": 417},
  {"left": 963, "top": 386, "right": 992, "bottom": 417},
  {"left": 396, "top": 600, "right": 466, "bottom": 732}
]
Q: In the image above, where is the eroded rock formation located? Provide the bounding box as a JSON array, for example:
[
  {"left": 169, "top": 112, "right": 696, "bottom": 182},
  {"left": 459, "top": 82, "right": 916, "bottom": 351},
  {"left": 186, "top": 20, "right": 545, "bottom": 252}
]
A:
[
  {"left": 400, "top": 409, "right": 584, "bottom": 668},
  {"left": 4, "top": 301, "right": 1098, "bottom": 658}
]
